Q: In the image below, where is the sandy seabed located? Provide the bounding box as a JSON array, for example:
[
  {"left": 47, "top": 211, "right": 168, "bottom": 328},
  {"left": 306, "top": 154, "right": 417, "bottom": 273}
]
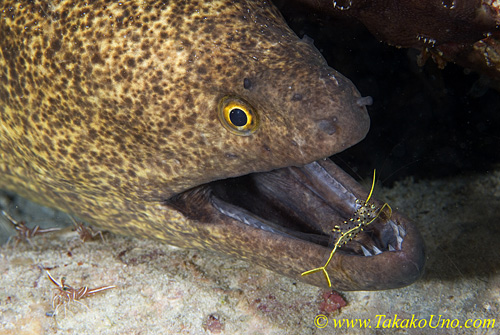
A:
[{"left": 0, "top": 168, "right": 499, "bottom": 335}]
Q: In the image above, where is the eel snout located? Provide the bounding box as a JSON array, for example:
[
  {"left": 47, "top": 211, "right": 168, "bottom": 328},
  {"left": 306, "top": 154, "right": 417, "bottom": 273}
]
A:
[{"left": 167, "top": 159, "right": 425, "bottom": 291}]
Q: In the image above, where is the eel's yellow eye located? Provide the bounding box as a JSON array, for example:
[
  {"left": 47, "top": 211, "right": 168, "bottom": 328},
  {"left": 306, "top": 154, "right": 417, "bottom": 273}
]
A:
[{"left": 218, "top": 96, "right": 259, "bottom": 136}]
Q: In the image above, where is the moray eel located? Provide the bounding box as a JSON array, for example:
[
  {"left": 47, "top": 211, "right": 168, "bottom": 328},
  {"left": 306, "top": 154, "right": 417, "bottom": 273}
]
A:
[{"left": 0, "top": 0, "right": 424, "bottom": 290}]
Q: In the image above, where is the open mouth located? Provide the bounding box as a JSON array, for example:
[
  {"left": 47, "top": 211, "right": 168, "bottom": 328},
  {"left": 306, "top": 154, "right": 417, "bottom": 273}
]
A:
[
  {"left": 213, "top": 161, "right": 405, "bottom": 258},
  {"left": 166, "top": 158, "right": 425, "bottom": 290}
]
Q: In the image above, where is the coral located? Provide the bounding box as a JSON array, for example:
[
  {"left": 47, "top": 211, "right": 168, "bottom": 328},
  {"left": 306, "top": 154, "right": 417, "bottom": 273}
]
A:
[
  {"left": 297, "top": 0, "right": 500, "bottom": 82},
  {"left": 318, "top": 291, "right": 347, "bottom": 315}
]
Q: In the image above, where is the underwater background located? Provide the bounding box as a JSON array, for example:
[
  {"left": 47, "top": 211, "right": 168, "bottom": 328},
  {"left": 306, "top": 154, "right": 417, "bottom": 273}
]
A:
[{"left": 1, "top": 1, "right": 499, "bottom": 334}]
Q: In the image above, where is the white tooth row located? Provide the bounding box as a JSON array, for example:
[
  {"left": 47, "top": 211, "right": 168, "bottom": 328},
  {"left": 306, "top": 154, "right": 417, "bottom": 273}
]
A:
[
  {"left": 390, "top": 221, "right": 406, "bottom": 250},
  {"left": 212, "top": 199, "right": 279, "bottom": 233},
  {"left": 361, "top": 221, "right": 407, "bottom": 256},
  {"left": 361, "top": 245, "right": 383, "bottom": 257},
  {"left": 390, "top": 221, "right": 407, "bottom": 236}
]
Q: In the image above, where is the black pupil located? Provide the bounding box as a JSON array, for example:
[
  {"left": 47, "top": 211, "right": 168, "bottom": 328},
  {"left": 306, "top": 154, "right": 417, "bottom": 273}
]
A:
[{"left": 229, "top": 108, "right": 248, "bottom": 127}]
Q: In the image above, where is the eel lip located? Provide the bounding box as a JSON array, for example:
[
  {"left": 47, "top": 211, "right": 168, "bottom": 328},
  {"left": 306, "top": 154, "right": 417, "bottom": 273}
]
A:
[{"left": 167, "top": 158, "right": 425, "bottom": 290}]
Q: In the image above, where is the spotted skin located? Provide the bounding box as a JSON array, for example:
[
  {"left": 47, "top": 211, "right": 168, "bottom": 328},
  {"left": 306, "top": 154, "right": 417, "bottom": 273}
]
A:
[{"left": 0, "top": 1, "right": 412, "bottom": 290}]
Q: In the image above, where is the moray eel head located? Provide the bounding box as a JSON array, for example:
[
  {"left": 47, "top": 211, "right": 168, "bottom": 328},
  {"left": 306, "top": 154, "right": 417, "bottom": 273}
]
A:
[{"left": 0, "top": 0, "right": 424, "bottom": 290}]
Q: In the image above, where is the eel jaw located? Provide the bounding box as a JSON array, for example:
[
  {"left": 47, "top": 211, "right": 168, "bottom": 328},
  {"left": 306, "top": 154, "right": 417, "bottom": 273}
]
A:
[{"left": 167, "top": 159, "right": 425, "bottom": 291}]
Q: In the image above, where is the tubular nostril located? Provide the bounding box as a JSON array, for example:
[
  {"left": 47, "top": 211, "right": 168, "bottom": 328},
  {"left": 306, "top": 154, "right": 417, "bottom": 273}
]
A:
[
  {"left": 317, "top": 118, "right": 337, "bottom": 135},
  {"left": 356, "top": 96, "right": 373, "bottom": 107}
]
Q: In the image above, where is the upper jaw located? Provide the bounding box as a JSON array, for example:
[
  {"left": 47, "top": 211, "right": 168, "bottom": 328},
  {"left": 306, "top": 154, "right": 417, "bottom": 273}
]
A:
[{"left": 167, "top": 158, "right": 425, "bottom": 290}]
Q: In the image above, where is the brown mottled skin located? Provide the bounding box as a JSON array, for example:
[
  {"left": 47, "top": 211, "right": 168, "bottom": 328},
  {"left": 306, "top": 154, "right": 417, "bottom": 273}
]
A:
[{"left": 0, "top": 1, "right": 424, "bottom": 290}]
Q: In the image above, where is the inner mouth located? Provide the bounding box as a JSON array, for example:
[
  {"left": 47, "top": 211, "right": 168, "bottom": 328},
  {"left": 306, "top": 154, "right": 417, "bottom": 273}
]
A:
[{"left": 167, "top": 159, "right": 405, "bottom": 258}]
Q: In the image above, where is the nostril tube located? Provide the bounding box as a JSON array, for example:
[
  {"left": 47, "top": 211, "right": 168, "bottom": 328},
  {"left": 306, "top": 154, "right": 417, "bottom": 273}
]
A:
[
  {"left": 317, "top": 118, "right": 337, "bottom": 135},
  {"left": 356, "top": 96, "right": 373, "bottom": 107}
]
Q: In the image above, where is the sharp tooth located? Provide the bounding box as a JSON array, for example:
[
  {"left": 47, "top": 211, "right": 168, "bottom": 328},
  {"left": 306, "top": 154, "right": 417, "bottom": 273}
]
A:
[
  {"left": 398, "top": 225, "right": 407, "bottom": 237},
  {"left": 361, "top": 245, "right": 373, "bottom": 257},
  {"left": 372, "top": 245, "right": 382, "bottom": 255},
  {"left": 390, "top": 221, "right": 399, "bottom": 234},
  {"left": 388, "top": 244, "right": 396, "bottom": 251},
  {"left": 396, "top": 235, "right": 403, "bottom": 249}
]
